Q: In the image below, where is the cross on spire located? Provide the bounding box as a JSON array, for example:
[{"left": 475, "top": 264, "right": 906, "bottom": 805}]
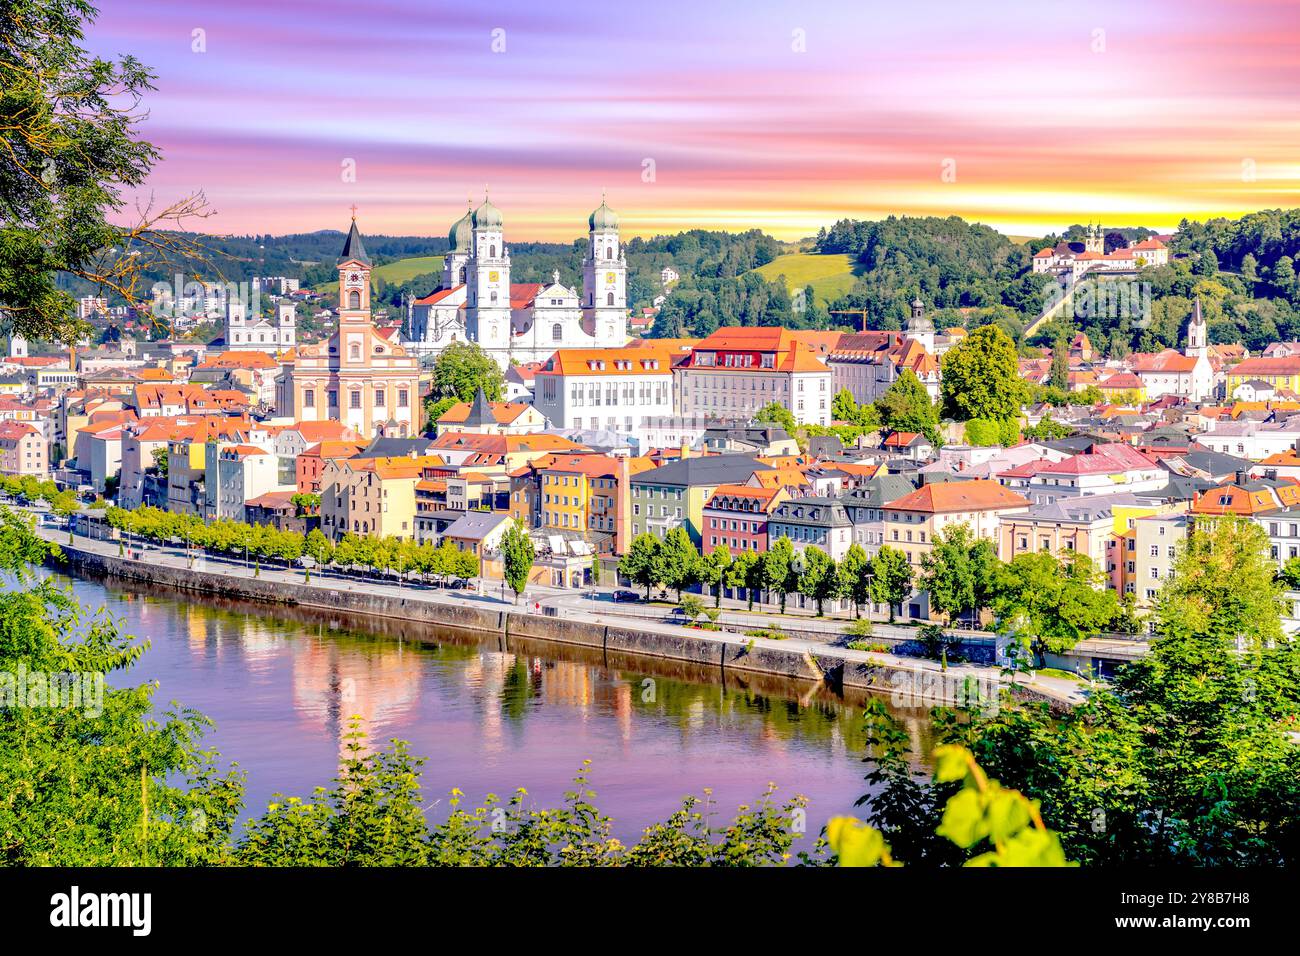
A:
[{"left": 349, "top": 204, "right": 358, "bottom": 220}]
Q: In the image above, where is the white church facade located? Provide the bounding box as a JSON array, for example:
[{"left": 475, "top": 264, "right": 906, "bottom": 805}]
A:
[{"left": 407, "top": 196, "right": 629, "bottom": 368}]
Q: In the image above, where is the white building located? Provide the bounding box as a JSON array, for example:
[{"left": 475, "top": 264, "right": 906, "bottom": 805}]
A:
[
  {"left": 407, "top": 196, "right": 628, "bottom": 368},
  {"left": 1129, "top": 299, "right": 1214, "bottom": 402},
  {"left": 533, "top": 345, "right": 675, "bottom": 443},
  {"left": 223, "top": 299, "right": 296, "bottom": 354}
]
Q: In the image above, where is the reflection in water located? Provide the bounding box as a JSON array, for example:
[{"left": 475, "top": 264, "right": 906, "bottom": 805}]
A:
[{"left": 44, "top": 570, "right": 938, "bottom": 842}]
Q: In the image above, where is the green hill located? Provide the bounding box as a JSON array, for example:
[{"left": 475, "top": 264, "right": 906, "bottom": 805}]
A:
[
  {"left": 747, "top": 252, "right": 860, "bottom": 304},
  {"left": 313, "top": 254, "right": 445, "bottom": 295}
]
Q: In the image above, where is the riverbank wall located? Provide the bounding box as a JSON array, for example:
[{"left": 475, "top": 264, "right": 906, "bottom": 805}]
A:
[{"left": 48, "top": 542, "right": 1072, "bottom": 712}]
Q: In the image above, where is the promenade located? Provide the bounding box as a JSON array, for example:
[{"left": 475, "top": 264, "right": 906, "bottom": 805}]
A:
[{"left": 32, "top": 518, "right": 1091, "bottom": 708}]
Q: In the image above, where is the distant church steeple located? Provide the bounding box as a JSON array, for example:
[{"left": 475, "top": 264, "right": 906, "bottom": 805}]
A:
[{"left": 1186, "top": 297, "right": 1207, "bottom": 357}]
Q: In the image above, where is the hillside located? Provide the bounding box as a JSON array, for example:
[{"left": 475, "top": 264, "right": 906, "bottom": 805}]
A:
[{"left": 747, "top": 253, "right": 860, "bottom": 304}]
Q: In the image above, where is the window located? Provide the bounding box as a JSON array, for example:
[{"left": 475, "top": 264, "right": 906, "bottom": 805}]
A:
[
  {"left": 348, "top": 290, "right": 360, "bottom": 309},
  {"left": 607, "top": 292, "right": 615, "bottom": 306},
  {"left": 349, "top": 343, "right": 361, "bottom": 360},
  {"left": 398, "top": 389, "right": 409, "bottom": 407},
  {"left": 304, "top": 389, "right": 315, "bottom": 408},
  {"left": 553, "top": 323, "right": 563, "bottom": 342},
  {"left": 328, "top": 391, "right": 338, "bottom": 407},
  {"left": 350, "top": 390, "right": 362, "bottom": 409}
]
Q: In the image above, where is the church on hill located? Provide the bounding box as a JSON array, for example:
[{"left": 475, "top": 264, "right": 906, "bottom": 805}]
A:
[{"left": 406, "top": 195, "right": 629, "bottom": 368}]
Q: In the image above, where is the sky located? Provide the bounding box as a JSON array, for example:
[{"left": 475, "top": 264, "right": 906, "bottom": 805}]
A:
[{"left": 88, "top": 0, "right": 1300, "bottom": 242}]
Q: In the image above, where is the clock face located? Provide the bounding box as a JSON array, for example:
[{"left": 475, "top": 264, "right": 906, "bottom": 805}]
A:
[
  {"left": 348, "top": 273, "right": 361, "bottom": 285},
  {"left": 605, "top": 272, "right": 616, "bottom": 284},
  {"left": 488, "top": 271, "right": 500, "bottom": 282}
]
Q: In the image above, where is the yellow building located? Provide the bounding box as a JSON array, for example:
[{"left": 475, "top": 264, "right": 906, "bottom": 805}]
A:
[
  {"left": 321, "top": 454, "right": 443, "bottom": 539},
  {"left": 1225, "top": 355, "right": 1300, "bottom": 396}
]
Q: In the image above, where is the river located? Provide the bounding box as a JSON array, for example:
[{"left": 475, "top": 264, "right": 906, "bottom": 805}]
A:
[{"left": 46, "top": 569, "right": 938, "bottom": 843}]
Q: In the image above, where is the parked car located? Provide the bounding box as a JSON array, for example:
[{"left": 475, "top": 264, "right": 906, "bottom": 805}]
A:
[
  {"left": 449, "top": 578, "right": 477, "bottom": 590},
  {"left": 612, "top": 589, "right": 641, "bottom": 603}
]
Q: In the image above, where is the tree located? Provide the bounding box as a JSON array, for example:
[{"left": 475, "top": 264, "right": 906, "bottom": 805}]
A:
[
  {"left": 498, "top": 519, "right": 535, "bottom": 603},
  {"left": 424, "top": 395, "right": 459, "bottom": 434},
  {"left": 726, "top": 549, "right": 761, "bottom": 611},
  {"left": 1048, "top": 331, "right": 1069, "bottom": 392},
  {"left": 940, "top": 324, "right": 1026, "bottom": 422},
  {"left": 936, "top": 513, "right": 1300, "bottom": 866},
  {"left": 150, "top": 446, "right": 168, "bottom": 478},
  {"left": 1023, "top": 417, "right": 1073, "bottom": 441},
  {"left": 659, "top": 527, "right": 701, "bottom": 600},
  {"left": 700, "top": 545, "right": 731, "bottom": 607},
  {"left": 837, "top": 543, "right": 872, "bottom": 618},
  {"left": 761, "top": 536, "right": 796, "bottom": 613},
  {"left": 754, "top": 401, "right": 796, "bottom": 435},
  {"left": 304, "top": 528, "right": 333, "bottom": 582},
  {"left": 0, "top": 0, "right": 218, "bottom": 342},
  {"left": 796, "top": 546, "right": 839, "bottom": 616},
  {"left": 963, "top": 417, "right": 1018, "bottom": 447},
  {"left": 619, "top": 533, "right": 663, "bottom": 600},
  {"left": 875, "top": 370, "right": 940, "bottom": 446},
  {"left": 920, "top": 524, "right": 997, "bottom": 627},
  {"left": 989, "top": 551, "right": 1119, "bottom": 668},
  {"left": 869, "top": 546, "right": 912, "bottom": 623},
  {"left": 831, "top": 388, "right": 859, "bottom": 425},
  {"left": 431, "top": 342, "right": 504, "bottom": 403}
]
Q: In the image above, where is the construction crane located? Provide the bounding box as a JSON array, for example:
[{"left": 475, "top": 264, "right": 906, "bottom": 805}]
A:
[{"left": 829, "top": 309, "right": 870, "bottom": 332}]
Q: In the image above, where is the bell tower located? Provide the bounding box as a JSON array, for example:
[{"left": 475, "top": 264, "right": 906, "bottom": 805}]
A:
[
  {"left": 582, "top": 193, "right": 627, "bottom": 346},
  {"left": 467, "top": 192, "right": 511, "bottom": 361},
  {"left": 337, "top": 208, "right": 372, "bottom": 326}
]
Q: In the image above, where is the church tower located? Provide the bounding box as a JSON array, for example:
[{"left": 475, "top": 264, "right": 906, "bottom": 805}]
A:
[
  {"left": 337, "top": 212, "right": 372, "bottom": 326},
  {"left": 8, "top": 334, "right": 27, "bottom": 359},
  {"left": 904, "top": 296, "right": 935, "bottom": 353},
  {"left": 443, "top": 201, "right": 473, "bottom": 289},
  {"left": 1186, "top": 296, "right": 1207, "bottom": 357},
  {"left": 467, "top": 194, "right": 511, "bottom": 357},
  {"left": 1084, "top": 222, "right": 1104, "bottom": 254},
  {"left": 582, "top": 195, "right": 627, "bottom": 345},
  {"left": 276, "top": 301, "right": 297, "bottom": 350}
]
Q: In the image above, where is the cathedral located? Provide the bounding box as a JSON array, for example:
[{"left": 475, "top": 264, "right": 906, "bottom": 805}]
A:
[{"left": 407, "top": 195, "right": 629, "bottom": 368}]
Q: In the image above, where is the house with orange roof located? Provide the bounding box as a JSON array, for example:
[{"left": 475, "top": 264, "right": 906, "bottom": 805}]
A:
[
  {"left": 321, "top": 453, "right": 446, "bottom": 539},
  {"left": 516, "top": 452, "right": 657, "bottom": 554},
  {"left": 828, "top": 311, "right": 942, "bottom": 406},
  {"left": 533, "top": 344, "right": 675, "bottom": 441},
  {"left": 429, "top": 431, "right": 586, "bottom": 474},
  {"left": 702, "top": 483, "right": 789, "bottom": 555},
  {"left": 676, "top": 326, "right": 833, "bottom": 426},
  {"left": 882, "top": 479, "right": 1030, "bottom": 569},
  {"left": 0, "top": 421, "right": 47, "bottom": 478},
  {"left": 295, "top": 438, "right": 368, "bottom": 494},
  {"left": 436, "top": 387, "right": 546, "bottom": 436}
]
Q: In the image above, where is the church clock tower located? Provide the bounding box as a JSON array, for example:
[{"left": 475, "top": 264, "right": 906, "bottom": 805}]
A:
[
  {"left": 582, "top": 195, "right": 626, "bottom": 346},
  {"left": 467, "top": 193, "right": 511, "bottom": 359}
]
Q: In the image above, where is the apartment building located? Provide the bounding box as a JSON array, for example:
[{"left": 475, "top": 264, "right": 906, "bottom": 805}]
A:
[{"left": 675, "top": 327, "right": 833, "bottom": 426}]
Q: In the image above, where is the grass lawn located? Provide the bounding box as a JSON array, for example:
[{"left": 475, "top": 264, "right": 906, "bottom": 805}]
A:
[
  {"left": 747, "top": 252, "right": 861, "bottom": 304},
  {"left": 1035, "top": 667, "right": 1088, "bottom": 682},
  {"left": 373, "top": 255, "right": 445, "bottom": 283}
]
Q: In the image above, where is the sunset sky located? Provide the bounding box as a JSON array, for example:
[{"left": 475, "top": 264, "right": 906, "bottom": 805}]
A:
[{"left": 90, "top": 0, "right": 1300, "bottom": 241}]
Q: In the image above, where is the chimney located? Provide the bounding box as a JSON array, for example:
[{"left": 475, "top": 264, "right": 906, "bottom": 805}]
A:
[
  {"left": 1236, "top": 469, "right": 1250, "bottom": 486},
  {"left": 679, "top": 439, "right": 690, "bottom": 461}
]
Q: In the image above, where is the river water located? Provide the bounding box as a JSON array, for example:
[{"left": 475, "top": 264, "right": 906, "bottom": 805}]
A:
[{"left": 47, "top": 570, "right": 938, "bottom": 843}]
